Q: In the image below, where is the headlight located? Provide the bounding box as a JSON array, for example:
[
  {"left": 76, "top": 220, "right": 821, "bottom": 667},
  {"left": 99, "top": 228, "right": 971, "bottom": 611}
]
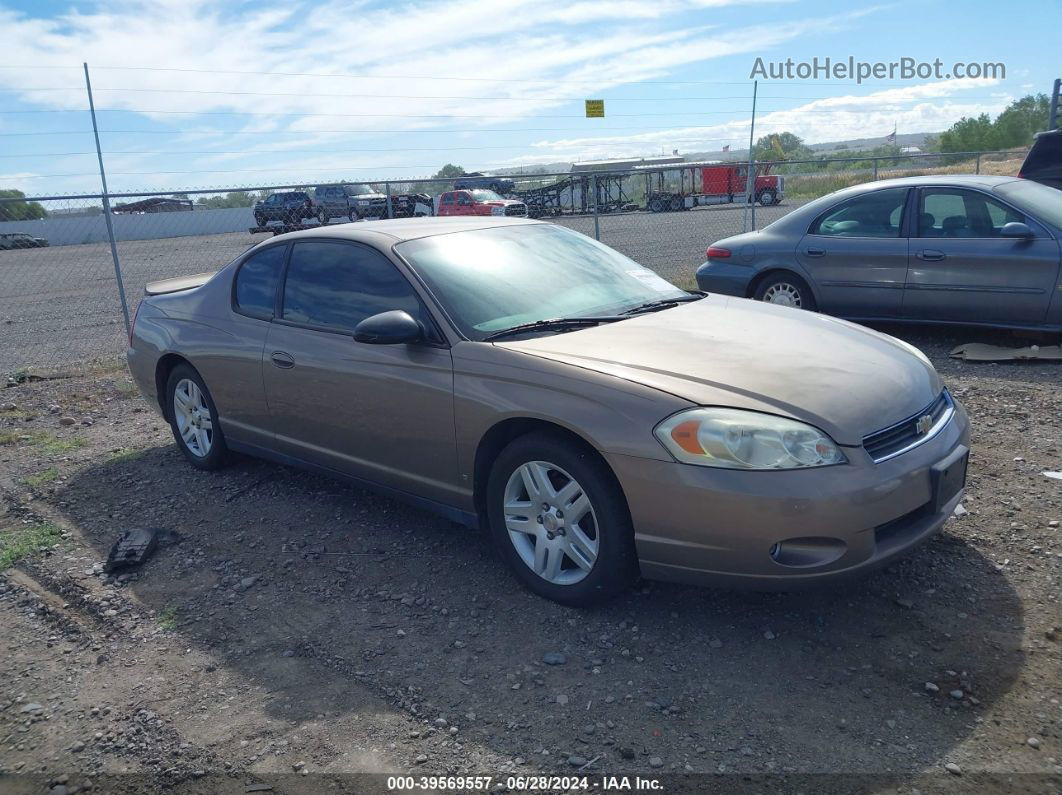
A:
[
  {"left": 654, "top": 408, "right": 846, "bottom": 470},
  {"left": 491, "top": 206, "right": 504, "bottom": 215}
]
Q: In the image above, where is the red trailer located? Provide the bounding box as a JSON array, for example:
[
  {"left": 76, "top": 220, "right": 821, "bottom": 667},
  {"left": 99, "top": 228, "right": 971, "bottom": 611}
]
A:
[{"left": 640, "top": 161, "right": 784, "bottom": 212}]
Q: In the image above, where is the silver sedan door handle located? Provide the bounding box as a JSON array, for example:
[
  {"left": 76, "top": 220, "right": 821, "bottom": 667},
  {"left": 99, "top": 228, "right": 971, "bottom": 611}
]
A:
[
  {"left": 804, "top": 247, "right": 826, "bottom": 257},
  {"left": 916, "top": 250, "right": 946, "bottom": 261},
  {"left": 270, "top": 351, "right": 295, "bottom": 369}
]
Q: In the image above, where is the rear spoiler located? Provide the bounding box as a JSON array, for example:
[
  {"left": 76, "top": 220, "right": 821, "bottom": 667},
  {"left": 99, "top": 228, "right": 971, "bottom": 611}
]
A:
[{"left": 144, "top": 271, "right": 217, "bottom": 296}]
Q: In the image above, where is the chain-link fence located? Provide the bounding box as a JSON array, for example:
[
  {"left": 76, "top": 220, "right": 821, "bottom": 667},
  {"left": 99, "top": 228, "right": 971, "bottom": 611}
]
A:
[{"left": 0, "top": 148, "right": 1028, "bottom": 377}]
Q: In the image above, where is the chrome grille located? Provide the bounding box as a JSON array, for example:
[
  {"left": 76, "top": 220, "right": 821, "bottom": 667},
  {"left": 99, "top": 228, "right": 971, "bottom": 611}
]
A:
[
  {"left": 863, "top": 390, "right": 953, "bottom": 463},
  {"left": 504, "top": 203, "right": 527, "bottom": 216}
]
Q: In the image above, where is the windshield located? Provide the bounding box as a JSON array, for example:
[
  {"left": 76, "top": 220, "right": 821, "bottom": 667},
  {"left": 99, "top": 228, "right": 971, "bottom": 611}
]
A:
[
  {"left": 470, "top": 189, "right": 502, "bottom": 202},
  {"left": 344, "top": 184, "right": 376, "bottom": 196},
  {"left": 994, "top": 179, "right": 1062, "bottom": 229},
  {"left": 395, "top": 224, "right": 688, "bottom": 340}
]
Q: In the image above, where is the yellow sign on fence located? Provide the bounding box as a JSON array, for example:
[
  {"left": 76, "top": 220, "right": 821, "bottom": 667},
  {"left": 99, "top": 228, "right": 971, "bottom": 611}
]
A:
[{"left": 584, "top": 99, "right": 605, "bottom": 118}]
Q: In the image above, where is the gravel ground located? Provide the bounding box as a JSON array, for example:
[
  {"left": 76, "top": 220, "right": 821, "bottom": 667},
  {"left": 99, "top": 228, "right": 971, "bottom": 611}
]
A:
[
  {"left": 0, "top": 202, "right": 799, "bottom": 376},
  {"left": 0, "top": 324, "right": 1059, "bottom": 795}
]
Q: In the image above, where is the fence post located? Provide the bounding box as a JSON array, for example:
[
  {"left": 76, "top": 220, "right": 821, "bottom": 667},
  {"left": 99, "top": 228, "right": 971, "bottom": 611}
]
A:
[
  {"left": 83, "top": 62, "right": 130, "bottom": 337},
  {"left": 742, "top": 80, "right": 758, "bottom": 234},
  {"left": 592, "top": 175, "right": 600, "bottom": 241},
  {"left": 975, "top": 153, "right": 982, "bottom": 174},
  {"left": 872, "top": 159, "right": 879, "bottom": 181},
  {"left": 385, "top": 181, "right": 393, "bottom": 219}
]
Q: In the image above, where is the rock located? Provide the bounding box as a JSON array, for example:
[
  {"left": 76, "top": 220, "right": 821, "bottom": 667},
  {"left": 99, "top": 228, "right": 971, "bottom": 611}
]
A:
[
  {"left": 649, "top": 756, "right": 664, "bottom": 768},
  {"left": 19, "top": 703, "right": 43, "bottom": 714},
  {"left": 952, "top": 503, "right": 968, "bottom": 518},
  {"left": 895, "top": 598, "right": 914, "bottom": 609},
  {"left": 924, "top": 682, "right": 939, "bottom": 694},
  {"left": 556, "top": 694, "right": 569, "bottom": 706},
  {"left": 434, "top": 718, "right": 448, "bottom": 728},
  {"left": 950, "top": 689, "right": 964, "bottom": 700},
  {"left": 945, "top": 763, "right": 961, "bottom": 775},
  {"left": 542, "top": 652, "right": 567, "bottom": 666},
  {"left": 0, "top": 402, "right": 15, "bottom": 411},
  {"left": 282, "top": 649, "right": 295, "bottom": 658},
  {"left": 415, "top": 754, "right": 427, "bottom": 764},
  {"left": 708, "top": 639, "right": 723, "bottom": 649},
  {"left": 70, "top": 740, "right": 85, "bottom": 752},
  {"left": 1027, "top": 737, "right": 1041, "bottom": 749},
  {"left": 59, "top": 416, "right": 76, "bottom": 426},
  {"left": 567, "top": 755, "right": 588, "bottom": 767},
  {"left": 763, "top": 630, "right": 776, "bottom": 640},
  {"left": 1046, "top": 628, "right": 1058, "bottom": 642},
  {"left": 48, "top": 404, "right": 60, "bottom": 414},
  {"left": 619, "top": 747, "right": 635, "bottom": 760},
  {"left": 237, "top": 576, "right": 258, "bottom": 591}
]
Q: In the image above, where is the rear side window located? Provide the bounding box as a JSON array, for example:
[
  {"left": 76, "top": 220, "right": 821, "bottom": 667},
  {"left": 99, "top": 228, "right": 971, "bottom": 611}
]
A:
[
  {"left": 234, "top": 245, "right": 286, "bottom": 319},
  {"left": 810, "top": 188, "right": 908, "bottom": 238},
  {"left": 281, "top": 241, "right": 427, "bottom": 333},
  {"left": 918, "top": 188, "right": 1025, "bottom": 238}
]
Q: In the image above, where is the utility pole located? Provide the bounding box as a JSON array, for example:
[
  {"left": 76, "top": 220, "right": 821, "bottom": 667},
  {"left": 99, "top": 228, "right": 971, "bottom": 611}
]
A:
[
  {"left": 84, "top": 62, "right": 130, "bottom": 335},
  {"left": 1049, "top": 78, "right": 1061, "bottom": 130},
  {"left": 742, "top": 80, "right": 758, "bottom": 234}
]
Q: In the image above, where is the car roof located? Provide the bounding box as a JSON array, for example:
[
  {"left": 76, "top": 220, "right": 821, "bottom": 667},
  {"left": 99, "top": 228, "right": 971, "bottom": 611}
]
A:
[
  {"left": 846, "top": 174, "right": 1023, "bottom": 190},
  {"left": 264, "top": 216, "right": 544, "bottom": 244}
]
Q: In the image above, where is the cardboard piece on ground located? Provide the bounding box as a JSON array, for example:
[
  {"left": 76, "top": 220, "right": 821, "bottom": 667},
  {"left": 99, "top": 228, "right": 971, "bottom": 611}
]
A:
[{"left": 949, "top": 343, "right": 1062, "bottom": 362}]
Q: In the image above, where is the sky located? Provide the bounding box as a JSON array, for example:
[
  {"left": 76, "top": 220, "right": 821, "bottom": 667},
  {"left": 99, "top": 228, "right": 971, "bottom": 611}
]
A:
[{"left": 0, "top": 0, "right": 1055, "bottom": 196}]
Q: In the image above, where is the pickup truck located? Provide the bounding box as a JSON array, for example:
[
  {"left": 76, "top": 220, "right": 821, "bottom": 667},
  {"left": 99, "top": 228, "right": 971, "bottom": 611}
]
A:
[
  {"left": 453, "top": 173, "right": 515, "bottom": 194},
  {"left": 313, "top": 184, "right": 388, "bottom": 222},
  {"left": 436, "top": 189, "right": 527, "bottom": 217},
  {"left": 253, "top": 192, "right": 316, "bottom": 226}
]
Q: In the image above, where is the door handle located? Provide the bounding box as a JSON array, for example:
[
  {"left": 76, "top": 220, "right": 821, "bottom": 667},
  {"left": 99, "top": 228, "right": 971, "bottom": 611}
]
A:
[
  {"left": 804, "top": 247, "right": 826, "bottom": 257},
  {"left": 917, "top": 250, "right": 946, "bottom": 261},
  {"left": 270, "top": 351, "right": 295, "bottom": 369}
]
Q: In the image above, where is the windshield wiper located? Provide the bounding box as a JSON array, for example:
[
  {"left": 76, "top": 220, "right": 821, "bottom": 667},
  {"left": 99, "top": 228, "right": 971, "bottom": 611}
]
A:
[
  {"left": 483, "top": 315, "right": 624, "bottom": 342},
  {"left": 621, "top": 292, "right": 705, "bottom": 316}
]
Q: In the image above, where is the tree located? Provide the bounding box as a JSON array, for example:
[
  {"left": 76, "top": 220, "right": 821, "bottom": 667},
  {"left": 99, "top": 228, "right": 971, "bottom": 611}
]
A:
[
  {"left": 195, "top": 191, "right": 259, "bottom": 209},
  {"left": 753, "top": 132, "right": 810, "bottom": 161},
  {"left": 0, "top": 189, "right": 48, "bottom": 221},
  {"left": 937, "top": 94, "right": 1050, "bottom": 158},
  {"left": 433, "top": 164, "right": 466, "bottom": 179}
]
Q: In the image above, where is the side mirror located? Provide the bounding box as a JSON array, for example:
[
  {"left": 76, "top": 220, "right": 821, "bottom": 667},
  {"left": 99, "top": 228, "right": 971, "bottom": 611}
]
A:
[
  {"left": 353, "top": 310, "right": 423, "bottom": 345},
  {"left": 1000, "top": 221, "right": 1035, "bottom": 239}
]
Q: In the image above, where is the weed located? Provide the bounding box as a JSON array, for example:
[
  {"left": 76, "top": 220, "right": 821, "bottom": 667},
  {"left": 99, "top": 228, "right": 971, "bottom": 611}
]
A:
[
  {"left": 24, "top": 467, "right": 59, "bottom": 488},
  {"left": 0, "top": 522, "right": 63, "bottom": 570}
]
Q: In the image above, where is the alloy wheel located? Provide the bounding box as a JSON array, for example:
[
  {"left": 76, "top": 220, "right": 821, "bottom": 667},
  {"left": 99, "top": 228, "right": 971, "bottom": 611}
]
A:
[
  {"left": 173, "top": 378, "right": 213, "bottom": 457},
  {"left": 503, "top": 461, "right": 599, "bottom": 585},
  {"left": 762, "top": 282, "right": 803, "bottom": 308}
]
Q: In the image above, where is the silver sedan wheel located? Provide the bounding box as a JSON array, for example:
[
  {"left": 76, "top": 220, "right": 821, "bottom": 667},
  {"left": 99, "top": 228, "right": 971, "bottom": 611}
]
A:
[
  {"left": 503, "top": 461, "right": 599, "bottom": 586},
  {"left": 173, "top": 378, "right": 213, "bottom": 458},
  {"left": 762, "top": 282, "right": 803, "bottom": 308}
]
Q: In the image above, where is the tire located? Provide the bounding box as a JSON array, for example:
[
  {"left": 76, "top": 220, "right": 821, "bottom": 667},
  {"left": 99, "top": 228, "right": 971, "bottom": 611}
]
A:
[
  {"left": 758, "top": 190, "right": 776, "bottom": 207},
  {"left": 349, "top": 208, "right": 360, "bottom": 223},
  {"left": 648, "top": 197, "right": 666, "bottom": 213},
  {"left": 166, "top": 364, "right": 229, "bottom": 471},
  {"left": 317, "top": 208, "right": 328, "bottom": 225},
  {"left": 752, "top": 272, "right": 816, "bottom": 311},
  {"left": 486, "top": 433, "right": 637, "bottom": 606},
  {"left": 669, "top": 196, "right": 683, "bottom": 211},
  {"left": 254, "top": 213, "right": 266, "bottom": 227}
]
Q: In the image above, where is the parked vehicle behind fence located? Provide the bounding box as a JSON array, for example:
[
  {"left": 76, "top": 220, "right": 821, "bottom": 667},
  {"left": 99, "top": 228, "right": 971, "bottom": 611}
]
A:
[
  {"left": 253, "top": 192, "right": 316, "bottom": 227},
  {"left": 453, "top": 173, "right": 515, "bottom": 194},
  {"left": 0, "top": 232, "right": 49, "bottom": 249},
  {"left": 313, "top": 184, "right": 388, "bottom": 223},
  {"left": 127, "top": 218, "right": 969, "bottom": 606},
  {"left": 436, "top": 190, "right": 527, "bottom": 217},
  {"left": 696, "top": 175, "right": 1062, "bottom": 334}
]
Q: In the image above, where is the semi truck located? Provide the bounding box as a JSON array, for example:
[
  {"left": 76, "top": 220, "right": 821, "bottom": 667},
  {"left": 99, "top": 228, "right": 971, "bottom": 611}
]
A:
[{"left": 640, "top": 162, "right": 784, "bottom": 212}]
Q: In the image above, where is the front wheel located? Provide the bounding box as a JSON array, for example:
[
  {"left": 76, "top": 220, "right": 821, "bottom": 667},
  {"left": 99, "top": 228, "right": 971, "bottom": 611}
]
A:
[
  {"left": 254, "top": 213, "right": 266, "bottom": 227},
  {"left": 166, "top": 364, "right": 229, "bottom": 470},
  {"left": 348, "top": 209, "right": 360, "bottom": 223},
  {"left": 758, "top": 189, "right": 776, "bottom": 207},
  {"left": 317, "top": 208, "right": 328, "bottom": 225},
  {"left": 487, "top": 433, "right": 637, "bottom": 606},
  {"left": 753, "top": 273, "right": 816, "bottom": 311}
]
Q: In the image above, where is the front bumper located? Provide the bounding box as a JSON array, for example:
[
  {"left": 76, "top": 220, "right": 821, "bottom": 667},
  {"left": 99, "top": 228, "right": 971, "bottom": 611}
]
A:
[{"left": 606, "top": 399, "right": 970, "bottom": 588}]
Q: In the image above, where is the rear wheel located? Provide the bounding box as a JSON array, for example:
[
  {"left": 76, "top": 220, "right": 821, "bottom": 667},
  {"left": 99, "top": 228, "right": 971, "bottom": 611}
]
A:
[
  {"left": 649, "top": 197, "right": 667, "bottom": 213},
  {"left": 166, "top": 364, "right": 229, "bottom": 471},
  {"left": 349, "top": 208, "right": 360, "bottom": 223},
  {"left": 487, "top": 433, "right": 637, "bottom": 606},
  {"left": 317, "top": 208, "right": 328, "bottom": 225},
  {"left": 758, "top": 189, "right": 776, "bottom": 207},
  {"left": 753, "top": 273, "right": 816, "bottom": 311},
  {"left": 254, "top": 213, "right": 266, "bottom": 227}
]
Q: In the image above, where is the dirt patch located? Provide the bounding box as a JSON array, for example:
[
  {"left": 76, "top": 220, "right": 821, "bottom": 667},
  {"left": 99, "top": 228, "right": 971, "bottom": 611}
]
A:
[{"left": 0, "top": 326, "right": 1059, "bottom": 793}]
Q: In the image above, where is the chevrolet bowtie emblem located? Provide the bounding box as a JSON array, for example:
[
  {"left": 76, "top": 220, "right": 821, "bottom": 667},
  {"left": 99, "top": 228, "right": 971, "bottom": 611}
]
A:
[{"left": 915, "top": 414, "right": 933, "bottom": 435}]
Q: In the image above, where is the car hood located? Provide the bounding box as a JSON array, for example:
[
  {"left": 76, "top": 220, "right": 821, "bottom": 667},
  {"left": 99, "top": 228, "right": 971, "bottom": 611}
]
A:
[
  {"left": 350, "top": 193, "right": 387, "bottom": 201},
  {"left": 497, "top": 296, "right": 941, "bottom": 446}
]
